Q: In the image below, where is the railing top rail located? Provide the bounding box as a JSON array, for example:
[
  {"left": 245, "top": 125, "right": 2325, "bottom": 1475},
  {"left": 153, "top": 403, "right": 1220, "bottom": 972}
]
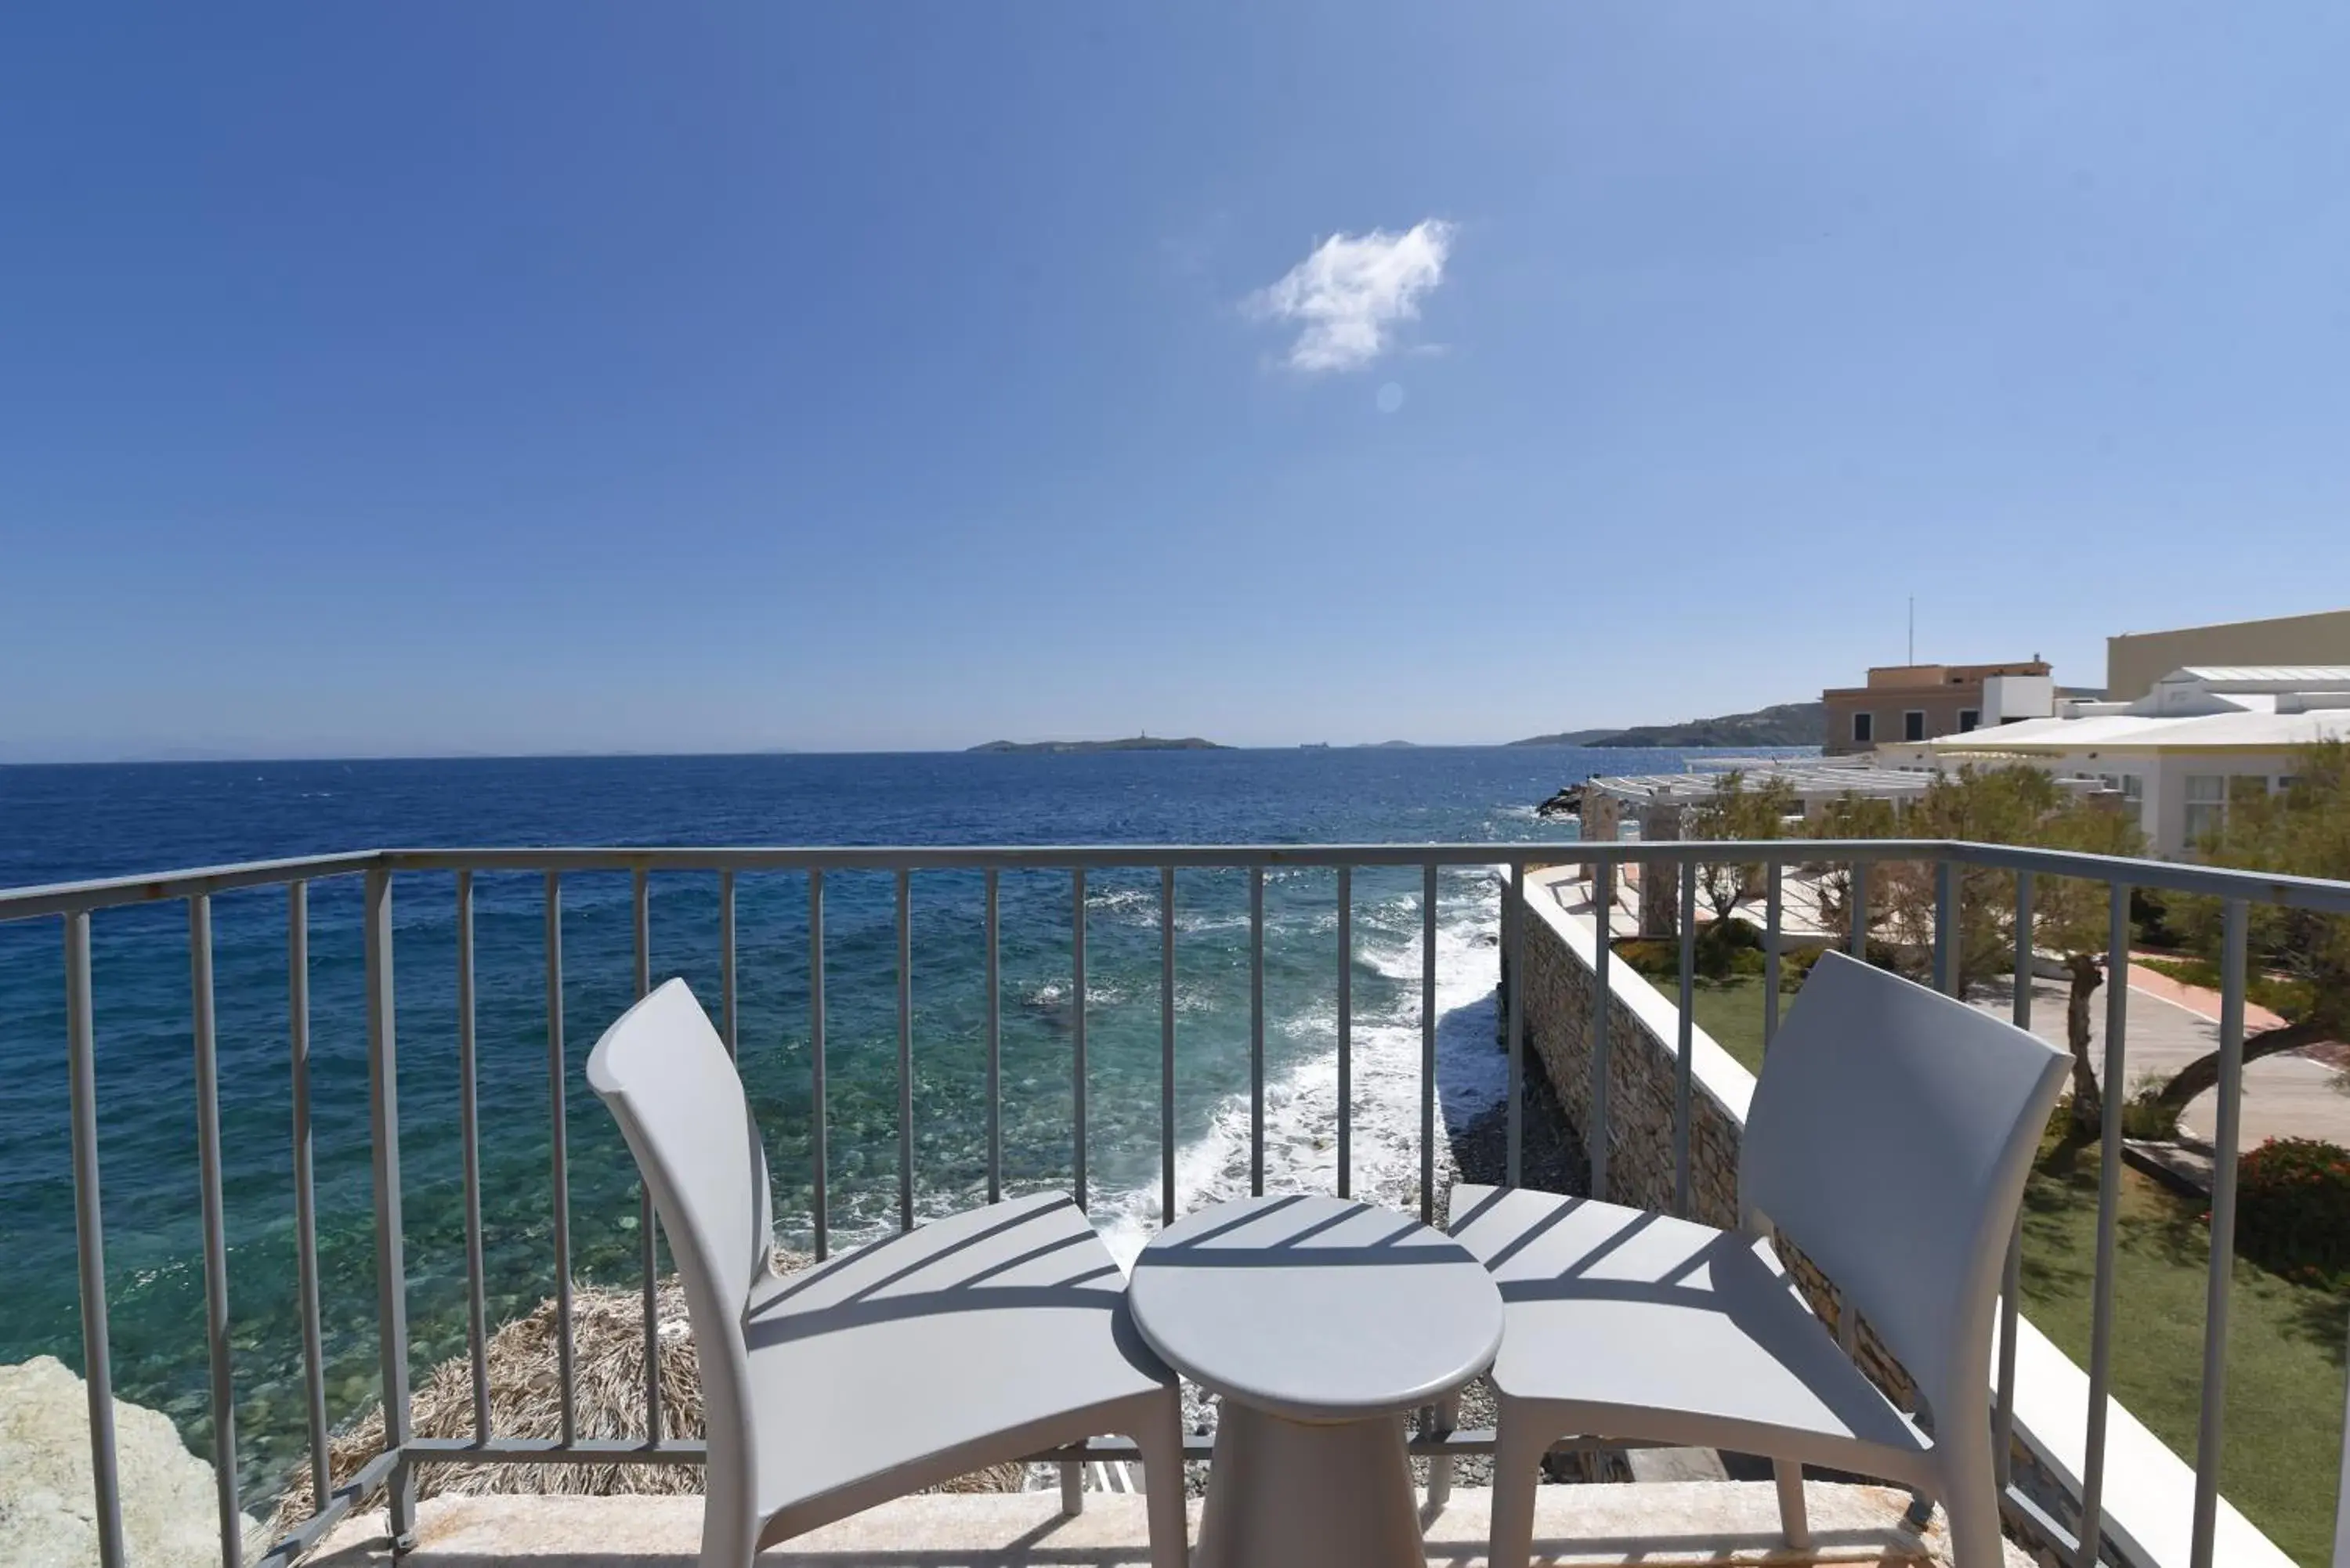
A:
[
  {"left": 0, "top": 851, "right": 384, "bottom": 922},
  {"left": 5, "top": 839, "right": 2348, "bottom": 922}
]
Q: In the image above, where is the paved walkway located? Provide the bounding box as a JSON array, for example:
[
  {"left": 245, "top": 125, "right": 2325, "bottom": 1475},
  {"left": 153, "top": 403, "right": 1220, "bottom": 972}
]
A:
[{"left": 1969, "top": 974, "right": 2349, "bottom": 1151}]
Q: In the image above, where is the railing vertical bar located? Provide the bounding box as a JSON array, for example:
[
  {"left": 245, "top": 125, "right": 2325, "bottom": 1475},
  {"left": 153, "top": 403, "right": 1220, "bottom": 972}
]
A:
[
  {"left": 1420, "top": 862, "right": 1437, "bottom": 1226},
  {"left": 1849, "top": 861, "right": 1870, "bottom": 959},
  {"left": 1675, "top": 862, "right": 1696, "bottom": 1218},
  {"left": 287, "top": 885, "right": 332, "bottom": 1513},
  {"left": 1762, "top": 862, "right": 1783, "bottom": 1051},
  {"left": 718, "top": 869, "right": 737, "bottom": 1058},
  {"left": 1072, "top": 867, "right": 1087, "bottom": 1211},
  {"left": 2076, "top": 880, "right": 2132, "bottom": 1568},
  {"left": 1161, "top": 867, "right": 1177, "bottom": 1223},
  {"left": 65, "top": 910, "right": 128, "bottom": 1568},
  {"left": 1061, "top": 865, "right": 1091, "bottom": 1512},
  {"left": 811, "top": 870, "right": 830, "bottom": 1259},
  {"left": 633, "top": 869, "right": 660, "bottom": 1440},
  {"left": 364, "top": 869, "right": 417, "bottom": 1549},
  {"left": 2189, "top": 900, "right": 2249, "bottom": 1568},
  {"left": 544, "top": 873, "right": 575, "bottom": 1442},
  {"left": 1590, "top": 861, "right": 1614, "bottom": 1204},
  {"left": 985, "top": 869, "right": 1001, "bottom": 1206},
  {"left": 1506, "top": 861, "right": 1525, "bottom": 1190},
  {"left": 1996, "top": 870, "right": 2034, "bottom": 1494},
  {"left": 190, "top": 895, "right": 245, "bottom": 1568},
  {"left": 897, "top": 868, "right": 913, "bottom": 1233},
  {"left": 1337, "top": 865, "right": 1353, "bottom": 1200},
  {"left": 1934, "top": 857, "right": 1959, "bottom": 995},
  {"left": 1251, "top": 867, "right": 1267, "bottom": 1198},
  {"left": 2335, "top": 1313, "right": 2350, "bottom": 1568},
  {"left": 455, "top": 872, "right": 490, "bottom": 1443},
  {"left": 2013, "top": 872, "right": 2036, "bottom": 1029}
]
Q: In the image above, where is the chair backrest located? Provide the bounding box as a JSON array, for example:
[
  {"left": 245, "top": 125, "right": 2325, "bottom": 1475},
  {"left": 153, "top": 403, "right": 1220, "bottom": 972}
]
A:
[
  {"left": 586, "top": 979, "right": 772, "bottom": 1461},
  {"left": 1741, "top": 951, "right": 2067, "bottom": 1426}
]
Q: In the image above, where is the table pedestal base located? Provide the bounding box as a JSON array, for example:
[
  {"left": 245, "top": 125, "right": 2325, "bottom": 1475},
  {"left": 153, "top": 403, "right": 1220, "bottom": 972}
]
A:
[{"left": 1195, "top": 1403, "right": 1424, "bottom": 1568}]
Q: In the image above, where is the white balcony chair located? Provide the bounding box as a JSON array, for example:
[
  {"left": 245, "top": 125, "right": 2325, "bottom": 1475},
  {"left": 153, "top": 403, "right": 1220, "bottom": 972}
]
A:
[
  {"left": 1452, "top": 951, "right": 2066, "bottom": 1568},
  {"left": 587, "top": 978, "right": 1189, "bottom": 1568}
]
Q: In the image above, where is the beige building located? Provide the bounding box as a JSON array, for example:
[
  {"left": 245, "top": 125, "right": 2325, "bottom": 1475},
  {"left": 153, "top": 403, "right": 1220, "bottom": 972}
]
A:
[
  {"left": 2107, "top": 609, "right": 2350, "bottom": 703},
  {"left": 1820, "top": 659, "right": 2051, "bottom": 754}
]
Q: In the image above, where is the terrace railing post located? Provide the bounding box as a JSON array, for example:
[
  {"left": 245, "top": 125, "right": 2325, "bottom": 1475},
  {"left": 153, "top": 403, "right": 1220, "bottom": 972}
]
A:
[
  {"left": 897, "top": 869, "right": 914, "bottom": 1232},
  {"left": 1506, "top": 859, "right": 1525, "bottom": 1190},
  {"left": 1589, "top": 859, "right": 1614, "bottom": 1204},
  {"left": 633, "top": 869, "right": 660, "bottom": 1440},
  {"left": 1674, "top": 860, "right": 1696, "bottom": 1218},
  {"left": 1252, "top": 867, "right": 1267, "bottom": 1199},
  {"left": 2189, "top": 900, "right": 2249, "bottom": 1568},
  {"left": 811, "top": 869, "right": 830, "bottom": 1259},
  {"left": 2076, "top": 880, "right": 2132, "bottom": 1568},
  {"left": 1161, "top": 866, "right": 1177, "bottom": 1222},
  {"left": 455, "top": 873, "right": 490, "bottom": 1445},
  {"left": 1934, "top": 856, "right": 1959, "bottom": 996},
  {"left": 1849, "top": 860, "right": 1869, "bottom": 959},
  {"left": 1336, "top": 865, "right": 1352, "bottom": 1199},
  {"left": 1419, "top": 863, "right": 1437, "bottom": 1226},
  {"left": 1995, "top": 871, "right": 2034, "bottom": 1497},
  {"left": 65, "top": 910, "right": 128, "bottom": 1568},
  {"left": 1762, "top": 862, "right": 1783, "bottom": 1051},
  {"left": 364, "top": 868, "right": 418, "bottom": 1552},
  {"left": 718, "top": 869, "right": 738, "bottom": 1058},
  {"left": 1072, "top": 867, "right": 1087, "bottom": 1211},
  {"left": 190, "top": 895, "right": 245, "bottom": 1568},
  {"left": 544, "top": 872, "right": 577, "bottom": 1440}
]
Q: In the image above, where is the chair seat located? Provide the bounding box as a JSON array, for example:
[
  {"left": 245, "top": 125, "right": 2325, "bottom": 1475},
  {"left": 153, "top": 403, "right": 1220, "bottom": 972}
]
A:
[
  {"left": 741, "top": 1192, "right": 1172, "bottom": 1524},
  {"left": 1448, "top": 1185, "right": 1932, "bottom": 1483}
]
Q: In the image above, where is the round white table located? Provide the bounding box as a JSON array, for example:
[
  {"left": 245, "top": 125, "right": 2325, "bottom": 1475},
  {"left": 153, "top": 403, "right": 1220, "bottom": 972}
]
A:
[{"left": 1128, "top": 1194, "right": 1505, "bottom": 1568}]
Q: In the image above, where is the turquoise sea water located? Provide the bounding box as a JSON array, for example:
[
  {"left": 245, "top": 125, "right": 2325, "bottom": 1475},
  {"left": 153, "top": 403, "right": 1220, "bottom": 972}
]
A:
[{"left": 0, "top": 747, "right": 1755, "bottom": 1499}]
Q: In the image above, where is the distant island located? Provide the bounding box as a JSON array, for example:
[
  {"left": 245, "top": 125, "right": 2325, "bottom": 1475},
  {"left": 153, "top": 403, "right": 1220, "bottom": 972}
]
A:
[
  {"left": 1508, "top": 701, "right": 1826, "bottom": 750},
  {"left": 967, "top": 735, "right": 1227, "bottom": 754}
]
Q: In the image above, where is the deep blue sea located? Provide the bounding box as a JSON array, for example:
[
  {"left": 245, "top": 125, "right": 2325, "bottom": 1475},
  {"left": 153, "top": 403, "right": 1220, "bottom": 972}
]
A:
[{"left": 0, "top": 747, "right": 1728, "bottom": 1498}]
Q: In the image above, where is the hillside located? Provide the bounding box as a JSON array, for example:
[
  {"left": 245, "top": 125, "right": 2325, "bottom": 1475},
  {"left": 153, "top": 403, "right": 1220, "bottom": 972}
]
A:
[
  {"left": 966, "top": 735, "right": 1227, "bottom": 754},
  {"left": 1508, "top": 701, "right": 1825, "bottom": 749}
]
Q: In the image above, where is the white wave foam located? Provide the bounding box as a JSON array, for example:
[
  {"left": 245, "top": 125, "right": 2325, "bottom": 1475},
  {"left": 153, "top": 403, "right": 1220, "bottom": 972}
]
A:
[{"left": 1093, "top": 869, "right": 1510, "bottom": 1267}]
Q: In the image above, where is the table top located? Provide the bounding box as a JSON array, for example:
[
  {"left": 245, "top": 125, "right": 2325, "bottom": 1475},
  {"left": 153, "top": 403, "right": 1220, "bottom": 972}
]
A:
[{"left": 1126, "top": 1194, "right": 1506, "bottom": 1422}]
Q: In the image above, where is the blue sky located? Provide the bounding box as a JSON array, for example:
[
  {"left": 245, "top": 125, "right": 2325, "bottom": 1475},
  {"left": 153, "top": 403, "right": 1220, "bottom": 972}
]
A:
[{"left": 3, "top": 5, "right": 2346, "bottom": 757}]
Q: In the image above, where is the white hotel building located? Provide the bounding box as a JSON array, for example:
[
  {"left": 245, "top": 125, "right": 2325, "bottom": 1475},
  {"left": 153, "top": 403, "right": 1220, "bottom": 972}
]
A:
[{"left": 1878, "top": 666, "right": 2350, "bottom": 858}]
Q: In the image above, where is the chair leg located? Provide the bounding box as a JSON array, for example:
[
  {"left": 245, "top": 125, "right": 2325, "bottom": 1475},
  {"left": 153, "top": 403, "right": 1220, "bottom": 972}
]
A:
[
  {"left": 1936, "top": 1438, "right": 2005, "bottom": 1568},
  {"left": 1133, "top": 1393, "right": 1192, "bottom": 1568},
  {"left": 697, "top": 1483, "right": 759, "bottom": 1568},
  {"left": 1773, "top": 1458, "right": 1811, "bottom": 1552},
  {"left": 1487, "top": 1416, "right": 1549, "bottom": 1568}
]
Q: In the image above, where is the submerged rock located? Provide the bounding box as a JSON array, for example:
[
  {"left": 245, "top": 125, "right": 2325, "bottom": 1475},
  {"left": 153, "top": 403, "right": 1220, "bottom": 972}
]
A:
[{"left": 0, "top": 1355, "right": 262, "bottom": 1568}]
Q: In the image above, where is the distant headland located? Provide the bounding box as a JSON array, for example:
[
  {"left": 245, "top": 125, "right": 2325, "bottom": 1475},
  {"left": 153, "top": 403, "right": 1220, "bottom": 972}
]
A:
[
  {"left": 966, "top": 735, "right": 1227, "bottom": 754},
  {"left": 1507, "top": 700, "right": 1825, "bottom": 750}
]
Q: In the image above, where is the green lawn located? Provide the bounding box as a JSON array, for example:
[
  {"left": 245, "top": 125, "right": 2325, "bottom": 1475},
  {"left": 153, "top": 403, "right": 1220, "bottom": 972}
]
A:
[
  {"left": 1685, "top": 974, "right": 1772, "bottom": 1074},
  {"left": 1672, "top": 975, "right": 2348, "bottom": 1562},
  {"left": 2019, "top": 1140, "right": 2345, "bottom": 1566}
]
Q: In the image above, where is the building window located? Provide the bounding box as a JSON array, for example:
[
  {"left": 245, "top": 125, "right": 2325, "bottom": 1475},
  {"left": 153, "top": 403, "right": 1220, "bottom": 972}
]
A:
[
  {"left": 1904, "top": 710, "right": 1926, "bottom": 742},
  {"left": 2184, "top": 775, "right": 2225, "bottom": 846},
  {"left": 2121, "top": 775, "right": 2144, "bottom": 804},
  {"left": 1852, "top": 712, "right": 1873, "bottom": 744},
  {"left": 1958, "top": 709, "right": 1980, "bottom": 732}
]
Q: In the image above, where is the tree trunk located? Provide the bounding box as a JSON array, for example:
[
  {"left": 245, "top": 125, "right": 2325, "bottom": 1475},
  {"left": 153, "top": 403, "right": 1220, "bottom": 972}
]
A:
[
  {"left": 2151, "top": 1018, "right": 2332, "bottom": 1118},
  {"left": 2064, "top": 952, "right": 2104, "bottom": 1136}
]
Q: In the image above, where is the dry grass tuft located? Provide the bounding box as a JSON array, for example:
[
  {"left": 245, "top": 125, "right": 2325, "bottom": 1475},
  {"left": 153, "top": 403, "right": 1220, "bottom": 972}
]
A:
[{"left": 270, "top": 1253, "right": 1021, "bottom": 1540}]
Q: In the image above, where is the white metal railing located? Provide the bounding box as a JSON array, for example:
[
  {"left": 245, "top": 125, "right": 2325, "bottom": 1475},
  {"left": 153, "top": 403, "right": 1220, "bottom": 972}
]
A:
[{"left": 5, "top": 840, "right": 2348, "bottom": 1567}]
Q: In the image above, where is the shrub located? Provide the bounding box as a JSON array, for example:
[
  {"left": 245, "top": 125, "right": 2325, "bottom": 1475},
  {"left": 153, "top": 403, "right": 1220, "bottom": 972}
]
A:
[
  {"left": 2120, "top": 1070, "right": 2182, "bottom": 1141},
  {"left": 2235, "top": 1137, "right": 2350, "bottom": 1281}
]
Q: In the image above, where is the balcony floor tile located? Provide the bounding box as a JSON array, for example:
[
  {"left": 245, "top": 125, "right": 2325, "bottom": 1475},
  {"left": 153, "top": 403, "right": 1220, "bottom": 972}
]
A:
[{"left": 308, "top": 1480, "right": 2032, "bottom": 1566}]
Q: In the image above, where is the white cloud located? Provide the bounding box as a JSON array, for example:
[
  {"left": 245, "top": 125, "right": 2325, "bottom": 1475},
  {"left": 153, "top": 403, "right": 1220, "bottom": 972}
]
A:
[{"left": 1248, "top": 219, "right": 1456, "bottom": 373}]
